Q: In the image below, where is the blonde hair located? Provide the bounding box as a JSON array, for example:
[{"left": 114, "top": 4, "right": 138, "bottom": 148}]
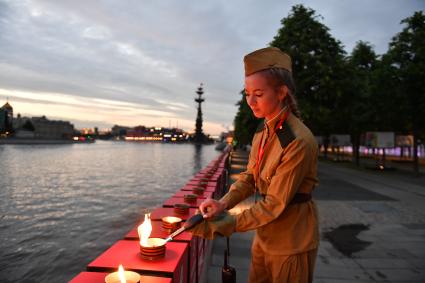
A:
[{"left": 259, "top": 68, "right": 302, "bottom": 119}]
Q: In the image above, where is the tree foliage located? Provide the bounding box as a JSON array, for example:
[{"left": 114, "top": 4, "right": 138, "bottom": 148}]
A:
[
  {"left": 344, "top": 41, "right": 377, "bottom": 131},
  {"left": 386, "top": 11, "right": 425, "bottom": 137},
  {"left": 345, "top": 41, "right": 378, "bottom": 164},
  {"left": 384, "top": 11, "right": 425, "bottom": 173},
  {"left": 22, "top": 120, "right": 35, "bottom": 131},
  {"left": 369, "top": 54, "right": 406, "bottom": 132},
  {"left": 269, "top": 5, "right": 347, "bottom": 136}
]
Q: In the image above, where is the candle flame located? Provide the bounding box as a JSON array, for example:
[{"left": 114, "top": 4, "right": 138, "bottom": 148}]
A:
[
  {"left": 138, "top": 213, "right": 152, "bottom": 247},
  {"left": 118, "top": 264, "right": 126, "bottom": 283}
]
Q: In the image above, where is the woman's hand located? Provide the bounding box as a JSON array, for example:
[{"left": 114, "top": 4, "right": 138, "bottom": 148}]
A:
[{"left": 199, "top": 198, "right": 227, "bottom": 219}]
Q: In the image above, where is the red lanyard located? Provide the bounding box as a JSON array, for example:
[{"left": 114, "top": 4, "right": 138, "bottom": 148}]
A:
[{"left": 255, "top": 111, "right": 290, "bottom": 180}]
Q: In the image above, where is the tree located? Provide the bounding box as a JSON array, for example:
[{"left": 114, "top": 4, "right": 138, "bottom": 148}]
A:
[
  {"left": 270, "top": 4, "right": 348, "bottom": 141},
  {"left": 347, "top": 41, "right": 378, "bottom": 166},
  {"left": 369, "top": 54, "right": 406, "bottom": 132},
  {"left": 22, "top": 120, "right": 35, "bottom": 131},
  {"left": 233, "top": 90, "right": 259, "bottom": 146},
  {"left": 386, "top": 11, "right": 425, "bottom": 174}
]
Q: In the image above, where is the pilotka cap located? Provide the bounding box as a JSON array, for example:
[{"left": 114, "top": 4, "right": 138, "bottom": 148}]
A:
[{"left": 244, "top": 47, "right": 292, "bottom": 76}]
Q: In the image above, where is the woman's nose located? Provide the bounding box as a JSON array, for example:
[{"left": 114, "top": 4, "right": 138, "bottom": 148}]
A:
[{"left": 246, "top": 95, "right": 256, "bottom": 106}]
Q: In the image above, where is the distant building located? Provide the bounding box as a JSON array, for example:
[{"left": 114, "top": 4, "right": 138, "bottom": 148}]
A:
[
  {"left": 0, "top": 101, "right": 74, "bottom": 139},
  {"left": 14, "top": 114, "right": 35, "bottom": 138},
  {"left": 0, "top": 101, "right": 13, "bottom": 135},
  {"left": 13, "top": 113, "right": 25, "bottom": 129},
  {"left": 160, "top": 127, "right": 187, "bottom": 142},
  {"left": 111, "top": 125, "right": 131, "bottom": 138},
  {"left": 13, "top": 115, "right": 74, "bottom": 139},
  {"left": 126, "top": 126, "right": 147, "bottom": 138},
  {"left": 125, "top": 126, "right": 187, "bottom": 142},
  {"left": 31, "top": 116, "right": 74, "bottom": 139}
]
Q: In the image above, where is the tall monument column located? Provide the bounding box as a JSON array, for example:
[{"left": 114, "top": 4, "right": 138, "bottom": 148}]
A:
[{"left": 194, "top": 83, "right": 205, "bottom": 143}]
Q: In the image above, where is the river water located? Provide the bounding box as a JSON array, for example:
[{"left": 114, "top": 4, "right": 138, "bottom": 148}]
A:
[{"left": 0, "top": 141, "right": 219, "bottom": 282}]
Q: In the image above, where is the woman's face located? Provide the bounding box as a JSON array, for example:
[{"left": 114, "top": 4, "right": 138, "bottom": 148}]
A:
[{"left": 244, "top": 72, "right": 286, "bottom": 120}]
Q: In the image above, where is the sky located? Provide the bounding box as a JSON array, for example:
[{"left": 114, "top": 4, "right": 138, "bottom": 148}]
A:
[{"left": 0, "top": 0, "right": 423, "bottom": 135}]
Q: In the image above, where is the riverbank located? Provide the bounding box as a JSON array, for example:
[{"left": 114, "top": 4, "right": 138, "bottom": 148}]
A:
[{"left": 0, "top": 137, "right": 75, "bottom": 144}]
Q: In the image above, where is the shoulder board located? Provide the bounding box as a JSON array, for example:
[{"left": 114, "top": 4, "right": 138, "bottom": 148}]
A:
[
  {"left": 276, "top": 121, "right": 296, "bottom": 148},
  {"left": 255, "top": 120, "right": 265, "bottom": 133}
]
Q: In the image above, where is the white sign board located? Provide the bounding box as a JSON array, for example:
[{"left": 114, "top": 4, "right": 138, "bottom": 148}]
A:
[{"left": 365, "top": 132, "right": 395, "bottom": 148}]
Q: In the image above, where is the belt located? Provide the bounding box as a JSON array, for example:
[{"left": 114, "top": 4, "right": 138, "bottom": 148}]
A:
[{"left": 260, "top": 193, "right": 312, "bottom": 205}]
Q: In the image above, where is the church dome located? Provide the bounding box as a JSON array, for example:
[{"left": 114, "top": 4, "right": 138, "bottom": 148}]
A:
[{"left": 1, "top": 102, "right": 13, "bottom": 109}]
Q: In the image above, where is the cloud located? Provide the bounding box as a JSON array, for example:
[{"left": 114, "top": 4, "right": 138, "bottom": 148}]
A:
[
  {"left": 0, "top": 0, "right": 422, "bottom": 134},
  {"left": 82, "top": 26, "right": 111, "bottom": 40},
  {"left": 301, "top": 0, "right": 425, "bottom": 54}
]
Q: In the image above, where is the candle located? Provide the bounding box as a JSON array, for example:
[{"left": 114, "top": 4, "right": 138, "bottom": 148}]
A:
[
  {"left": 104, "top": 271, "right": 140, "bottom": 283},
  {"left": 162, "top": 216, "right": 182, "bottom": 224},
  {"left": 105, "top": 265, "right": 140, "bottom": 283}
]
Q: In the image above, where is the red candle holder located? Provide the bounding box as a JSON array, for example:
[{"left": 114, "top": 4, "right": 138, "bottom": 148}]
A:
[
  {"left": 198, "top": 181, "right": 208, "bottom": 188},
  {"left": 184, "top": 194, "right": 198, "bottom": 203},
  {"left": 161, "top": 216, "right": 182, "bottom": 232},
  {"left": 192, "top": 187, "right": 205, "bottom": 195},
  {"left": 140, "top": 238, "right": 166, "bottom": 260},
  {"left": 174, "top": 203, "right": 189, "bottom": 215}
]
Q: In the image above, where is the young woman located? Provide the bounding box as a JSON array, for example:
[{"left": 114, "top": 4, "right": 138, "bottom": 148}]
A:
[{"left": 192, "top": 47, "right": 319, "bottom": 283}]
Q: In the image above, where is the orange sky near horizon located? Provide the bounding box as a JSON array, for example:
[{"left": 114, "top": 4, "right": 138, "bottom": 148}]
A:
[{"left": 0, "top": 89, "right": 228, "bottom": 135}]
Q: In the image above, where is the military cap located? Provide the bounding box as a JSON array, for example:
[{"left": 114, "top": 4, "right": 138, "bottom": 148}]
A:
[{"left": 244, "top": 47, "right": 292, "bottom": 76}]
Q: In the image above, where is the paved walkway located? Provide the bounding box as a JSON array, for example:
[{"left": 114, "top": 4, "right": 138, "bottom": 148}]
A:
[{"left": 203, "top": 150, "right": 425, "bottom": 283}]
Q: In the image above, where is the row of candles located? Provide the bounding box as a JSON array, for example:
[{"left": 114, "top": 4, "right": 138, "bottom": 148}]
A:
[
  {"left": 102, "top": 148, "right": 230, "bottom": 283},
  {"left": 106, "top": 185, "right": 209, "bottom": 282}
]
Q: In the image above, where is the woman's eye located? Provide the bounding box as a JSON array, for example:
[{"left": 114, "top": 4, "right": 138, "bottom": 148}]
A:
[{"left": 255, "top": 93, "right": 263, "bottom": 97}]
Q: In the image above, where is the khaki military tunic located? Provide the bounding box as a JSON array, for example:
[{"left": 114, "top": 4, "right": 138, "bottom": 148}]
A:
[{"left": 220, "top": 109, "right": 319, "bottom": 256}]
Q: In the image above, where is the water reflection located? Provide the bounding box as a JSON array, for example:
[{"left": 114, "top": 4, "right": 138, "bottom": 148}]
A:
[{"left": 194, "top": 144, "right": 203, "bottom": 172}]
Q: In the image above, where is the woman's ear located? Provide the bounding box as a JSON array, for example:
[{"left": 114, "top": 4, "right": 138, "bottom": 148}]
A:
[{"left": 278, "top": 85, "right": 288, "bottom": 102}]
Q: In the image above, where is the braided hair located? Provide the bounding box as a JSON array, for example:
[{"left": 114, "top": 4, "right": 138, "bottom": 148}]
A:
[{"left": 258, "top": 68, "right": 302, "bottom": 119}]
